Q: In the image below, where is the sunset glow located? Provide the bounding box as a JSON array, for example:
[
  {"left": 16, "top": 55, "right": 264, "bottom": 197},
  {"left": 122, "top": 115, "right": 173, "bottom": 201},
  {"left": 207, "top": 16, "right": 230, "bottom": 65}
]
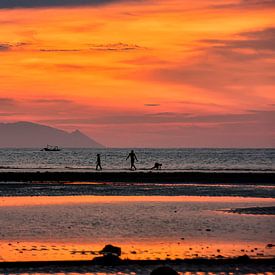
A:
[
  {"left": 1, "top": 195, "right": 274, "bottom": 262},
  {"left": 1, "top": 0, "right": 275, "bottom": 147}
]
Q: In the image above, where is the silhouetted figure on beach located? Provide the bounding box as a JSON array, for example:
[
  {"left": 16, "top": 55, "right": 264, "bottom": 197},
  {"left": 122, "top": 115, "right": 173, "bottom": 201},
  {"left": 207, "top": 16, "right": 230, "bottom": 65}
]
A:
[
  {"left": 96, "top": 154, "right": 102, "bottom": 170},
  {"left": 126, "top": 150, "right": 138, "bottom": 170},
  {"left": 151, "top": 162, "right": 162, "bottom": 170}
]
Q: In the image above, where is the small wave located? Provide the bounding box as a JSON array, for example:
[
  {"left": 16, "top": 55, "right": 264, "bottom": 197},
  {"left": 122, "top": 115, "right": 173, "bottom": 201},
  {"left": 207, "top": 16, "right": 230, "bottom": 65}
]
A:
[{"left": 0, "top": 166, "right": 274, "bottom": 173}]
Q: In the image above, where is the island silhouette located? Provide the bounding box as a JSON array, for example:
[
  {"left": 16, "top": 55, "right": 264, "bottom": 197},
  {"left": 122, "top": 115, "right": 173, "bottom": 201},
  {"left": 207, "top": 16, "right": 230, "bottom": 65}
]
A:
[{"left": 0, "top": 121, "right": 104, "bottom": 148}]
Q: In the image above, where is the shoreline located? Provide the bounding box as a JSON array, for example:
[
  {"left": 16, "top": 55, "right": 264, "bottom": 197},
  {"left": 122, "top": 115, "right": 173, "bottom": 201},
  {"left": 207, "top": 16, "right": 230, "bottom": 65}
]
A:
[
  {"left": 0, "top": 257, "right": 274, "bottom": 273},
  {"left": 0, "top": 256, "right": 274, "bottom": 266},
  {"left": 0, "top": 171, "right": 275, "bottom": 184}
]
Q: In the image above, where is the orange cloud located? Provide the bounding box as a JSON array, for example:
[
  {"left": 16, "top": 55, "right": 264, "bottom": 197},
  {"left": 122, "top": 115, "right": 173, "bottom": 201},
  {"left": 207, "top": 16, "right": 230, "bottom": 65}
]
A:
[{"left": 0, "top": 0, "right": 274, "bottom": 146}]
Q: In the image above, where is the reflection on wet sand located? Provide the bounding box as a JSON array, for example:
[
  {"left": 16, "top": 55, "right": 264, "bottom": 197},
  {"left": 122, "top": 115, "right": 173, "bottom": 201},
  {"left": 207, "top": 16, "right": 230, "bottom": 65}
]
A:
[
  {"left": 0, "top": 196, "right": 274, "bottom": 263},
  {"left": 1, "top": 195, "right": 274, "bottom": 207},
  {"left": 0, "top": 240, "right": 274, "bottom": 262}
]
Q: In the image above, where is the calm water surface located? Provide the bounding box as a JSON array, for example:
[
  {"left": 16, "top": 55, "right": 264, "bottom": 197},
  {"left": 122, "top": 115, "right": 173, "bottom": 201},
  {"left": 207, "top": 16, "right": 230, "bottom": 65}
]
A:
[
  {"left": 0, "top": 196, "right": 274, "bottom": 262},
  {"left": 0, "top": 148, "right": 274, "bottom": 171}
]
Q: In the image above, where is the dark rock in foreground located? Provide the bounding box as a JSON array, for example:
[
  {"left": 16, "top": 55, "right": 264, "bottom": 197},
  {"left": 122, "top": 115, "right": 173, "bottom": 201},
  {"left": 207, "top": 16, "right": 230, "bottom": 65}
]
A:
[
  {"left": 92, "top": 244, "right": 122, "bottom": 265},
  {"left": 151, "top": 266, "right": 179, "bottom": 275},
  {"left": 100, "top": 244, "right": 122, "bottom": 257}
]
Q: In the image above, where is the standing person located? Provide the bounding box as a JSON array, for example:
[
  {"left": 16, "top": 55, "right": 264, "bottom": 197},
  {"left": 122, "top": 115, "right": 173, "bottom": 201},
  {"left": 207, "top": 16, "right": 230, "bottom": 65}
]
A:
[
  {"left": 126, "top": 150, "right": 138, "bottom": 170},
  {"left": 96, "top": 154, "right": 102, "bottom": 170}
]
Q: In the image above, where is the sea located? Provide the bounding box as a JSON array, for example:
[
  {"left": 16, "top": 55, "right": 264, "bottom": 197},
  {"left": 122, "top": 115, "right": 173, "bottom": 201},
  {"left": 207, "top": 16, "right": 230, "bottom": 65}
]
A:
[
  {"left": 0, "top": 148, "right": 274, "bottom": 172},
  {"left": 0, "top": 148, "right": 275, "bottom": 274}
]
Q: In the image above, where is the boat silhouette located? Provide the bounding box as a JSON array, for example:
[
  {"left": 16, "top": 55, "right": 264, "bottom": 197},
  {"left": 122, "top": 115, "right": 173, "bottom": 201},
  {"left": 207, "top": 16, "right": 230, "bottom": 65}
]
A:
[{"left": 41, "top": 145, "right": 61, "bottom": 151}]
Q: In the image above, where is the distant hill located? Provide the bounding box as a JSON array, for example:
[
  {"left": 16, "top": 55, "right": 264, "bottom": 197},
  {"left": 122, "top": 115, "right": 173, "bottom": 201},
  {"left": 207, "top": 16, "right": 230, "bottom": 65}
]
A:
[{"left": 0, "top": 121, "right": 104, "bottom": 148}]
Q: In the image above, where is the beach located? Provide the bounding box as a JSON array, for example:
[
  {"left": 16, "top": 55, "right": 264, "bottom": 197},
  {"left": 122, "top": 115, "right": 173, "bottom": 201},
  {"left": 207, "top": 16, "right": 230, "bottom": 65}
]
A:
[
  {"left": 0, "top": 171, "right": 275, "bottom": 184},
  {"left": 0, "top": 175, "right": 274, "bottom": 274},
  {"left": 0, "top": 174, "right": 275, "bottom": 198},
  {"left": 0, "top": 149, "right": 274, "bottom": 274},
  {"left": 1, "top": 259, "right": 274, "bottom": 274},
  {"left": 1, "top": 0, "right": 275, "bottom": 270}
]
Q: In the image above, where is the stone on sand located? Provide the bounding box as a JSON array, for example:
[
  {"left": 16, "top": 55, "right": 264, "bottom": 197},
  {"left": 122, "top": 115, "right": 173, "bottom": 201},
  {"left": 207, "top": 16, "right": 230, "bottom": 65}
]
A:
[
  {"left": 92, "top": 244, "right": 122, "bottom": 265},
  {"left": 100, "top": 244, "right": 122, "bottom": 256}
]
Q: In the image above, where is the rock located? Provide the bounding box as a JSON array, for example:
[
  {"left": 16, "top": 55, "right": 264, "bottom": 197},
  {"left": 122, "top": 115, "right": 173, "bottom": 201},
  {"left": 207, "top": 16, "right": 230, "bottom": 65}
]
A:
[
  {"left": 92, "top": 244, "right": 122, "bottom": 265},
  {"left": 256, "top": 253, "right": 264, "bottom": 256},
  {"left": 92, "top": 253, "right": 122, "bottom": 265},
  {"left": 150, "top": 266, "right": 179, "bottom": 275},
  {"left": 100, "top": 244, "right": 121, "bottom": 256},
  {"left": 236, "top": 255, "right": 250, "bottom": 262}
]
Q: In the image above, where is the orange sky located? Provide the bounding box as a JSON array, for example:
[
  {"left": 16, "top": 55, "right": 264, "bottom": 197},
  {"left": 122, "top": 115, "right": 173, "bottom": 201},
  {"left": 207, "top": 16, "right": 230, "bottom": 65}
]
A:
[{"left": 0, "top": 0, "right": 275, "bottom": 147}]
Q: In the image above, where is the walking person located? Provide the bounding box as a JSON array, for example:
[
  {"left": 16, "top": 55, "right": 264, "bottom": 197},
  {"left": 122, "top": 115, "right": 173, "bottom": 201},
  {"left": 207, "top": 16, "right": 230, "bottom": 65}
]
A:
[
  {"left": 96, "top": 154, "right": 102, "bottom": 170},
  {"left": 126, "top": 150, "right": 138, "bottom": 170}
]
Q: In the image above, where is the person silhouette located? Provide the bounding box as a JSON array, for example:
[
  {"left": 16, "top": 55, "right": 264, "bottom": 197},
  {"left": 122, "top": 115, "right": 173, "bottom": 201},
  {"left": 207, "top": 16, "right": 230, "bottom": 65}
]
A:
[
  {"left": 126, "top": 150, "right": 138, "bottom": 170},
  {"left": 151, "top": 162, "right": 162, "bottom": 170},
  {"left": 96, "top": 154, "right": 102, "bottom": 170}
]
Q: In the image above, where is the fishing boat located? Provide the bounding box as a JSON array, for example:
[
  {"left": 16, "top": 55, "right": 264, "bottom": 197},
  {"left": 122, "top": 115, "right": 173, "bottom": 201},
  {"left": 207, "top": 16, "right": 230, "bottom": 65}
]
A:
[{"left": 41, "top": 145, "right": 61, "bottom": 151}]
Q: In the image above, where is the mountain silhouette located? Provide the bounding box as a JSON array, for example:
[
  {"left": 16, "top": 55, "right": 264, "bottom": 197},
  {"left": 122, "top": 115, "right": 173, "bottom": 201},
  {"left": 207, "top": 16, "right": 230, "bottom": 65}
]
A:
[{"left": 0, "top": 121, "right": 104, "bottom": 148}]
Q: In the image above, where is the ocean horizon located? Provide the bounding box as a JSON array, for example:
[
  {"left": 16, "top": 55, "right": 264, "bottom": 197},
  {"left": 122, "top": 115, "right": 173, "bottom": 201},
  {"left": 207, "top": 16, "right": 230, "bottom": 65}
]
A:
[{"left": 0, "top": 148, "right": 274, "bottom": 172}]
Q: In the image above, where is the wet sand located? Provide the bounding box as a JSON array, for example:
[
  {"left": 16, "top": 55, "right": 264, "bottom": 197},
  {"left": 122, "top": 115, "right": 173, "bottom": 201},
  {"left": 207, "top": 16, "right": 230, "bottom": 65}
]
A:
[
  {"left": 224, "top": 206, "right": 275, "bottom": 215},
  {"left": 0, "top": 171, "right": 275, "bottom": 183},
  {"left": 0, "top": 178, "right": 274, "bottom": 274},
  {"left": 1, "top": 181, "right": 275, "bottom": 197},
  {"left": 0, "top": 196, "right": 274, "bottom": 262},
  {"left": 0, "top": 258, "right": 274, "bottom": 274}
]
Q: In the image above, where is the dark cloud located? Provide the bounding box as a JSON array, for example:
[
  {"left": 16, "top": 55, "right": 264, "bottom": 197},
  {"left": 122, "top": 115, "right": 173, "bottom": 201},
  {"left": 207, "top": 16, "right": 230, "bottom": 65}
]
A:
[
  {"left": 0, "top": 112, "right": 20, "bottom": 116},
  {"left": 51, "top": 63, "right": 108, "bottom": 71},
  {"left": 0, "top": 98, "right": 16, "bottom": 106},
  {"left": 40, "top": 49, "right": 82, "bottom": 52},
  {"left": 211, "top": 0, "right": 275, "bottom": 9},
  {"left": 152, "top": 62, "right": 275, "bottom": 92},
  {"left": 144, "top": 104, "right": 160, "bottom": 107},
  {"left": 0, "top": 44, "right": 12, "bottom": 51},
  {"left": 150, "top": 27, "right": 275, "bottom": 91},
  {"left": 0, "top": 42, "right": 29, "bottom": 51},
  {"left": 0, "top": 0, "right": 138, "bottom": 9},
  {"left": 0, "top": 20, "right": 18, "bottom": 24},
  {"left": 89, "top": 43, "right": 144, "bottom": 51},
  {"left": 179, "top": 101, "right": 224, "bottom": 108},
  {"left": 23, "top": 62, "right": 117, "bottom": 73},
  {"left": 0, "top": 40, "right": 143, "bottom": 54},
  {"left": 0, "top": 98, "right": 18, "bottom": 114},
  {"left": 202, "top": 28, "right": 275, "bottom": 53},
  {"left": 39, "top": 43, "right": 144, "bottom": 52},
  {"left": 33, "top": 99, "right": 73, "bottom": 104},
  {"left": 38, "top": 109, "right": 275, "bottom": 125},
  {"left": 38, "top": 43, "right": 144, "bottom": 53}
]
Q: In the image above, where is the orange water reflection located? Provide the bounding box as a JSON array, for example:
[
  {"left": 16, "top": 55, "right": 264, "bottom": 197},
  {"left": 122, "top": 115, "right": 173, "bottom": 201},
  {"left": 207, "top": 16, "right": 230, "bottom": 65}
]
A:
[
  {"left": 1, "top": 195, "right": 274, "bottom": 262},
  {"left": 0, "top": 240, "right": 274, "bottom": 262},
  {"left": 1, "top": 195, "right": 274, "bottom": 207}
]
